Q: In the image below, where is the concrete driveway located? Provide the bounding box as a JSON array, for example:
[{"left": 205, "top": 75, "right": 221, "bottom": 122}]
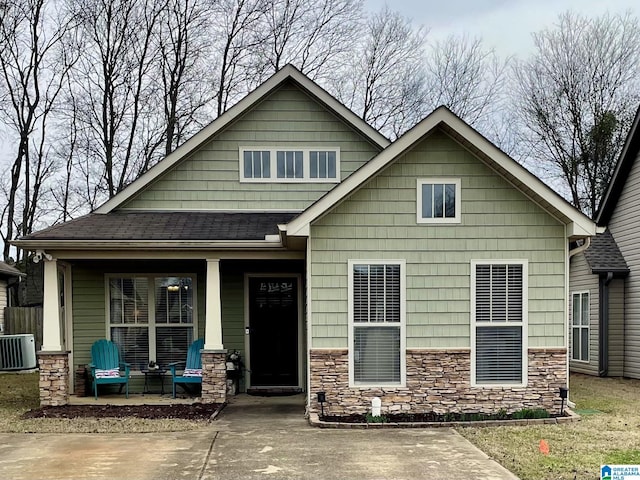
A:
[{"left": 0, "top": 395, "right": 518, "bottom": 480}]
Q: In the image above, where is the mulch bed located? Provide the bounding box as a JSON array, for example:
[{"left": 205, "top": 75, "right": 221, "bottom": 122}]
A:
[{"left": 21, "top": 403, "right": 222, "bottom": 420}]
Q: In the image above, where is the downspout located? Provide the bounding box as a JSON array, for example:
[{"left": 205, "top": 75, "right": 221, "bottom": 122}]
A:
[
  {"left": 599, "top": 271, "right": 614, "bottom": 377},
  {"left": 568, "top": 236, "right": 591, "bottom": 258},
  {"left": 567, "top": 235, "right": 591, "bottom": 408}
]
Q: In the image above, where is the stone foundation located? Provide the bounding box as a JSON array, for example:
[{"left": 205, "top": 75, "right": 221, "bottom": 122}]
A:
[
  {"left": 309, "top": 348, "right": 567, "bottom": 416},
  {"left": 201, "top": 350, "right": 227, "bottom": 404},
  {"left": 38, "top": 351, "right": 70, "bottom": 407}
]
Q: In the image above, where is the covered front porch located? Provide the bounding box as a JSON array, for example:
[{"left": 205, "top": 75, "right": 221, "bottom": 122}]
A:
[{"left": 35, "top": 254, "right": 306, "bottom": 407}]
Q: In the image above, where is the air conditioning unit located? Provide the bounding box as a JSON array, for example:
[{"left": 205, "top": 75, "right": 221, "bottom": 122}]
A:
[{"left": 0, "top": 334, "right": 37, "bottom": 370}]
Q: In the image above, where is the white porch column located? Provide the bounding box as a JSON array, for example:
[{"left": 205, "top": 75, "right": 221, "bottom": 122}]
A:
[
  {"left": 41, "top": 256, "right": 63, "bottom": 352},
  {"left": 205, "top": 259, "right": 224, "bottom": 350}
]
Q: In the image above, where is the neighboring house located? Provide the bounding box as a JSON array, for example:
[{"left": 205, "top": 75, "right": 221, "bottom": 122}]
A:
[
  {"left": 14, "top": 65, "right": 595, "bottom": 414},
  {"left": 569, "top": 107, "right": 640, "bottom": 378},
  {"left": 0, "top": 261, "right": 24, "bottom": 333}
]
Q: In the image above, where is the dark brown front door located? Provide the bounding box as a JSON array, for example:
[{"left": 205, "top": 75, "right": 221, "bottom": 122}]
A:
[{"left": 248, "top": 277, "right": 298, "bottom": 387}]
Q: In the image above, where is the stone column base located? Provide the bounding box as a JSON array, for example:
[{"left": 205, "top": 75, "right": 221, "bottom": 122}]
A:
[
  {"left": 201, "top": 350, "right": 227, "bottom": 404},
  {"left": 38, "top": 351, "right": 70, "bottom": 407}
]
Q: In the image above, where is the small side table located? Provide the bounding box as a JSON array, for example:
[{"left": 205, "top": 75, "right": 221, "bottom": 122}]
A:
[{"left": 142, "top": 368, "right": 167, "bottom": 395}]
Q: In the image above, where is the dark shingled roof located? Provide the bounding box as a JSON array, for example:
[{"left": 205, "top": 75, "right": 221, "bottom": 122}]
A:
[
  {"left": 20, "top": 211, "right": 299, "bottom": 241},
  {"left": 583, "top": 231, "right": 629, "bottom": 274}
]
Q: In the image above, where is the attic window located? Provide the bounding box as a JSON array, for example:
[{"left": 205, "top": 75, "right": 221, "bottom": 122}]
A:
[
  {"left": 240, "top": 147, "right": 340, "bottom": 183},
  {"left": 417, "top": 178, "right": 461, "bottom": 224}
]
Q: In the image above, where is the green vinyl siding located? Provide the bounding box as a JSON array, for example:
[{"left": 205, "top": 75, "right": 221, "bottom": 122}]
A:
[
  {"left": 121, "top": 81, "right": 382, "bottom": 211},
  {"left": 310, "top": 129, "right": 566, "bottom": 349}
]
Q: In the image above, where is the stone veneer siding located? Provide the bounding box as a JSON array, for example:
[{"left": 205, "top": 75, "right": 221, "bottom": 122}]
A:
[
  {"left": 38, "top": 352, "right": 70, "bottom": 407},
  {"left": 309, "top": 348, "right": 567, "bottom": 415},
  {"left": 201, "top": 351, "right": 227, "bottom": 404}
]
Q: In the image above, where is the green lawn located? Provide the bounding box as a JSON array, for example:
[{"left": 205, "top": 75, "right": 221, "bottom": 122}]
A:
[
  {"left": 0, "top": 372, "right": 210, "bottom": 433},
  {"left": 458, "top": 374, "right": 640, "bottom": 480}
]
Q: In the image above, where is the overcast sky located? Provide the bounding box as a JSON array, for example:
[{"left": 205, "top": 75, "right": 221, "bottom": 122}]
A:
[{"left": 364, "top": 0, "right": 640, "bottom": 58}]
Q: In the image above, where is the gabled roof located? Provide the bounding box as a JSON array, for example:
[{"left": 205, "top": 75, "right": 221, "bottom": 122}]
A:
[
  {"left": 285, "top": 106, "right": 596, "bottom": 240},
  {"left": 583, "top": 231, "right": 629, "bottom": 275},
  {"left": 95, "top": 64, "right": 390, "bottom": 214},
  {"left": 596, "top": 105, "right": 640, "bottom": 226},
  {"left": 14, "top": 211, "right": 298, "bottom": 249}
]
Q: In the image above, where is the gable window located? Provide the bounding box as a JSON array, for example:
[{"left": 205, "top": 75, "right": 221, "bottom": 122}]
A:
[
  {"left": 417, "top": 178, "right": 461, "bottom": 224},
  {"left": 108, "top": 275, "right": 196, "bottom": 370},
  {"left": 571, "top": 292, "right": 589, "bottom": 362},
  {"left": 243, "top": 150, "right": 271, "bottom": 179},
  {"left": 277, "top": 151, "right": 303, "bottom": 178},
  {"left": 349, "top": 260, "right": 405, "bottom": 386},
  {"left": 240, "top": 147, "right": 340, "bottom": 182},
  {"left": 471, "top": 261, "right": 527, "bottom": 386},
  {"left": 310, "top": 151, "right": 337, "bottom": 179}
]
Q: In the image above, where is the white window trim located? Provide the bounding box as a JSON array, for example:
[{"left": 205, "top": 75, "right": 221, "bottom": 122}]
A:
[
  {"left": 416, "top": 178, "right": 461, "bottom": 224},
  {"left": 105, "top": 273, "right": 198, "bottom": 371},
  {"left": 348, "top": 259, "right": 406, "bottom": 388},
  {"left": 239, "top": 146, "right": 341, "bottom": 183},
  {"left": 470, "top": 259, "right": 528, "bottom": 388},
  {"left": 571, "top": 290, "right": 590, "bottom": 363}
]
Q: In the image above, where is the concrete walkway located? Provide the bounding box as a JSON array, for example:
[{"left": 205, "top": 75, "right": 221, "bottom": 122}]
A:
[{"left": 0, "top": 395, "right": 519, "bottom": 480}]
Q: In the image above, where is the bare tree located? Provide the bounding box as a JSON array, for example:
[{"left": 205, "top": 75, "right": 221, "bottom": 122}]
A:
[
  {"left": 0, "top": 0, "right": 76, "bottom": 260},
  {"left": 157, "top": 0, "right": 212, "bottom": 155},
  {"left": 211, "top": 0, "right": 267, "bottom": 117},
  {"left": 513, "top": 11, "right": 640, "bottom": 215},
  {"left": 425, "top": 35, "right": 509, "bottom": 127},
  {"left": 66, "top": 0, "right": 166, "bottom": 201},
  {"left": 331, "top": 7, "right": 428, "bottom": 138},
  {"left": 251, "top": 0, "right": 362, "bottom": 83}
]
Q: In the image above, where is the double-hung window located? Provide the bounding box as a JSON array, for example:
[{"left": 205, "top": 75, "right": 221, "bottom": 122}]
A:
[
  {"left": 472, "top": 261, "right": 527, "bottom": 386},
  {"left": 571, "top": 292, "right": 589, "bottom": 362},
  {"left": 108, "top": 275, "right": 196, "bottom": 370},
  {"left": 240, "top": 147, "right": 340, "bottom": 182},
  {"left": 417, "top": 178, "right": 461, "bottom": 223},
  {"left": 349, "top": 260, "right": 405, "bottom": 386}
]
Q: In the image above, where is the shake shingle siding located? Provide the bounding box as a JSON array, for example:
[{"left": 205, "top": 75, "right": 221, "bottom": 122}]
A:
[
  {"left": 309, "top": 130, "right": 566, "bottom": 349},
  {"left": 121, "top": 82, "right": 382, "bottom": 211}
]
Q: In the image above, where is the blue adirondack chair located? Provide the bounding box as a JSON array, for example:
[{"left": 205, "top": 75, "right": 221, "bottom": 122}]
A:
[
  {"left": 89, "top": 339, "right": 130, "bottom": 400},
  {"left": 169, "top": 338, "right": 204, "bottom": 398}
]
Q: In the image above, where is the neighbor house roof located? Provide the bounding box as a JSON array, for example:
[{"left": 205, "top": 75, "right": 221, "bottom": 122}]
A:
[
  {"left": 285, "top": 106, "right": 596, "bottom": 240},
  {"left": 0, "top": 261, "right": 24, "bottom": 278},
  {"left": 597, "top": 105, "right": 640, "bottom": 226},
  {"left": 14, "top": 211, "right": 298, "bottom": 249},
  {"left": 583, "top": 231, "right": 629, "bottom": 275},
  {"left": 94, "top": 64, "right": 390, "bottom": 214}
]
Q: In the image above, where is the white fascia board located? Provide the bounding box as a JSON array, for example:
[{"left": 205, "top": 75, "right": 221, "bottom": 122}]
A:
[
  {"left": 11, "top": 239, "right": 285, "bottom": 250},
  {"left": 287, "top": 106, "right": 596, "bottom": 239},
  {"left": 95, "top": 65, "right": 389, "bottom": 214}
]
